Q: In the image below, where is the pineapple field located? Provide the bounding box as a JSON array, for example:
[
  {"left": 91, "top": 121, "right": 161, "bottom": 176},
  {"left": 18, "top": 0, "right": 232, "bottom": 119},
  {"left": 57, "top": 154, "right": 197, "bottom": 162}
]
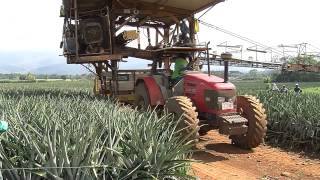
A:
[
  {"left": 259, "top": 92, "right": 320, "bottom": 153},
  {"left": 0, "top": 80, "right": 319, "bottom": 179},
  {"left": 0, "top": 82, "right": 193, "bottom": 179},
  {"left": 235, "top": 81, "right": 320, "bottom": 153}
]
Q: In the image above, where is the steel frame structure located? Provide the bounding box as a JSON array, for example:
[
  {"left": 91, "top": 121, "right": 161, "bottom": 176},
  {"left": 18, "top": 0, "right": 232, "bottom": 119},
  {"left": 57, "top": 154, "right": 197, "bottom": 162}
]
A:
[
  {"left": 61, "top": 0, "right": 224, "bottom": 96},
  {"left": 61, "top": 0, "right": 320, "bottom": 97}
]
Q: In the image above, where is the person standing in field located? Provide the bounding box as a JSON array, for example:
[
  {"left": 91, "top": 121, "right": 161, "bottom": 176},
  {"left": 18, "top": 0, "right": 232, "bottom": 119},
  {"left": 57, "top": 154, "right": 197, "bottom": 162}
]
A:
[
  {"left": 280, "top": 85, "right": 288, "bottom": 94},
  {"left": 271, "top": 83, "right": 279, "bottom": 92},
  {"left": 294, "top": 83, "right": 302, "bottom": 95}
]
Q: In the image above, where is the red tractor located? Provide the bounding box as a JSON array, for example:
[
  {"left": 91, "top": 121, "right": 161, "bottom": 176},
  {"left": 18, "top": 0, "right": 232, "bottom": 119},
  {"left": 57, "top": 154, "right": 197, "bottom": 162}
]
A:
[
  {"left": 61, "top": 0, "right": 267, "bottom": 149},
  {"left": 134, "top": 52, "right": 267, "bottom": 149}
]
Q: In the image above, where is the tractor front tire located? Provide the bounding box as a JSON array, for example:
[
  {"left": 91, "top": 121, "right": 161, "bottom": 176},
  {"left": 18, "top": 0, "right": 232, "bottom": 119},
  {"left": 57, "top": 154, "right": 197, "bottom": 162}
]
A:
[
  {"left": 230, "top": 95, "right": 267, "bottom": 149},
  {"left": 165, "top": 96, "right": 200, "bottom": 143},
  {"left": 134, "top": 82, "right": 150, "bottom": 109}
]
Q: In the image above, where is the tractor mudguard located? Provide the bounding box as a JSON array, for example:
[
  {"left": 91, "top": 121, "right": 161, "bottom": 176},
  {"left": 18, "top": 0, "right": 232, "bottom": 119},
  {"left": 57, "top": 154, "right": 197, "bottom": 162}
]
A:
[{"left": 136, "top": 77, "right": 165, "bottom": 106}]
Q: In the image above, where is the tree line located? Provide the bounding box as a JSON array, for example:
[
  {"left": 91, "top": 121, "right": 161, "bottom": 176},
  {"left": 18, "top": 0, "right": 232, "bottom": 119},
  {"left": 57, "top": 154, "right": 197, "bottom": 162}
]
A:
[{"left": 0, "top": 73, "right": 94, "bottom": 81}]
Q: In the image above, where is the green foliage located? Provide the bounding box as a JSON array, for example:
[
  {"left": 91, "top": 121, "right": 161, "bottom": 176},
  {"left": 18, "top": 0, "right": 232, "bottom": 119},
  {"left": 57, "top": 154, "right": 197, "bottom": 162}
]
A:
[
  {"left": 263, "top": 77, "right": 271, "bottom": 83},
  {"left": 60, "top": 75, "right": 68, "bottom": 80},
  {"left": 258, "top": 92, "right": 320, "bottom": 153},
  {"left": 18, "top": 74, "right": 27, "bottom": 80},
  {"left": 248, "top": 69, "right": 258, "bottom": 76},
  {"left": 288, "top": 56, "right": 319, "bottom": 65},
  {"left": 26, "top": 73, "right": 36, "bottom": 81},
  {"left": 0, "top": 86, "right": 194, "bottom": 179},
  {"left": 304, "top": 87, "right": 320, "bottom": 94},
  {"left": 0, "top": 73, "right": 93, "bottom": 81},
  {"left": 236, "top": 81, "right": 320, "bottom": 153},
  {"left": 18, "top": 73, "right": 36, "bottom": 81},
  {"left": 272, "top": 71, "right": 320, "bottom": 82},
  {"left": 241, "top": 69, "right": 262, "bottom": 80}
]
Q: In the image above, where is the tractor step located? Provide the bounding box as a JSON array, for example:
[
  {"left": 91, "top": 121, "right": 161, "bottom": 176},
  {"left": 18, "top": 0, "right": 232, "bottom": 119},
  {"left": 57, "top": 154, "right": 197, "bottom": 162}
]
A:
[{"left": 218, "top": 115, "right": 248, "bottom": 136}]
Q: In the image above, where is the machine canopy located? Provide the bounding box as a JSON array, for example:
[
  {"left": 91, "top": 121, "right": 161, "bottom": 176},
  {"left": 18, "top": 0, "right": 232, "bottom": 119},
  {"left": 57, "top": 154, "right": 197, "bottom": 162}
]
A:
[{"left": 63, "top": 0, "right": 223, "bottom": 16}]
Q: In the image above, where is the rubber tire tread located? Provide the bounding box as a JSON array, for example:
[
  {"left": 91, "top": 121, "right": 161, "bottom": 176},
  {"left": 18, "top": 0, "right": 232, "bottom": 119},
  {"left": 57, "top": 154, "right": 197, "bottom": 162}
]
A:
[
  {"left": 231, "top": 95, "right": 267, "bottom": 149},
  {"left": 165, "top": 96, "right": 200, "bottom": 142},
  {"left": 134, "top": 82, "right": 150, "bottom": 109}
]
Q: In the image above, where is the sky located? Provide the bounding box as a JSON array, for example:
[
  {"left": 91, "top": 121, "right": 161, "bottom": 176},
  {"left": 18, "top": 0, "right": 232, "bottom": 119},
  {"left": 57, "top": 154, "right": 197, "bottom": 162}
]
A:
[
  {"left": 0, "top": 0, "right": 319, "bottom": 72},
  {"left": 199, "top": 0, "right": 320, "bottom": 47},
  {"left": 197, "top": 0, "right": 320, "bottom": 60},
  {"left": 0, "top": 0, "right": 62, "bottom": 52}
]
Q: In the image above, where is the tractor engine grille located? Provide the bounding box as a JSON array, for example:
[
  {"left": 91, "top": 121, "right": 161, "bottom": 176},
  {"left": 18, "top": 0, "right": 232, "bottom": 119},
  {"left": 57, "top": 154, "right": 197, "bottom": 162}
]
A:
[{"left": 204, "top": 89, "right": 236, "bottom": 110}]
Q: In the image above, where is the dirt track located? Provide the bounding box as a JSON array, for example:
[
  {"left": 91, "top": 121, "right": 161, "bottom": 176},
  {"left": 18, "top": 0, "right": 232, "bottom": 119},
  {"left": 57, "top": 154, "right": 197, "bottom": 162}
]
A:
[{"left": 190, "top": 131, "right": 320, "bottom": 180}]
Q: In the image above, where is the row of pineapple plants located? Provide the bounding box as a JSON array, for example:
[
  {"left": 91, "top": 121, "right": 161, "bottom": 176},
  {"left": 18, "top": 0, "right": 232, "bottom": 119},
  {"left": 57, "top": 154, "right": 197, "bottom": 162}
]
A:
[
  {"left": 258, "top": 91, "right": 320, "bottom": 153},
  {"left": 0, "top": 88, "right": 194, "bottom": 180}
]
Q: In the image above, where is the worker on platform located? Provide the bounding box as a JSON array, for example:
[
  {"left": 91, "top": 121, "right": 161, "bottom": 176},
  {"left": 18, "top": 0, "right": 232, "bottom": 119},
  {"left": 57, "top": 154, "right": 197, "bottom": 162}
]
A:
[
  {"left": 171, "top": 54, "right": 189, "bottom": 83},
  {"left": 294, "top": 83, "right": 302, "bottom": 95}
]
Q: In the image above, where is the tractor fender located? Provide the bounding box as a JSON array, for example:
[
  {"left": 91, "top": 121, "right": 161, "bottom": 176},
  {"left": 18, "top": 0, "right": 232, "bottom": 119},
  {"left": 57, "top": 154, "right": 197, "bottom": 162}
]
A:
[{"left": 136, "top": 77, "right": 165, "bottom": 106}]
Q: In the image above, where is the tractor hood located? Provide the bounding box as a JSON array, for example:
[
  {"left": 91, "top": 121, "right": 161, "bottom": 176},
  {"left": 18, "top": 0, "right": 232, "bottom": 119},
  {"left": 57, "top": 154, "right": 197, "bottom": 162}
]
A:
[{"left": 184, "top": 73, "right": 236, "bottom": 90}]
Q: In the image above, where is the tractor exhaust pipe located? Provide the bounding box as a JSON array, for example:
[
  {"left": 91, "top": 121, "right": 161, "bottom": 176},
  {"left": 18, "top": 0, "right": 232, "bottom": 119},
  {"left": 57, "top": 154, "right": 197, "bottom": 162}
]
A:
[
  {"left": 221, "top": 53, "right": 232, "bottom": 83},
  {"left": 206, "top": 42, "right": 211, "bottom": 76},
  {"left": 224, "top": 61, "right": 229, "bottom": 83}
]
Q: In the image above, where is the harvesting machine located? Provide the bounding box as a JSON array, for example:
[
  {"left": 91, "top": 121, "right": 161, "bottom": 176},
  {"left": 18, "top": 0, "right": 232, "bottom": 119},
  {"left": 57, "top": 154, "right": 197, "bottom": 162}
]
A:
[{"left": 60, "top": 0, "right": 267, "bottom": 148}]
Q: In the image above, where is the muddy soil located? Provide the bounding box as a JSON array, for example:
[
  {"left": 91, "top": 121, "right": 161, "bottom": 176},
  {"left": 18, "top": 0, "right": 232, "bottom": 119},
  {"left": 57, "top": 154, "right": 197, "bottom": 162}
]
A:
[{"left": 191, "top": 131, "right": 320, "bottom": 180}]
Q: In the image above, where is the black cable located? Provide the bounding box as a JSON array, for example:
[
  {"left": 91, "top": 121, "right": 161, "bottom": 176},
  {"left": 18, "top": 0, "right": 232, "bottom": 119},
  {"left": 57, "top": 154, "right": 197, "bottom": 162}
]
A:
[
  {"left": 81, "top": 64, "right": 97, "bottom": 76},
  {"left": 309, "top": 44, "right": 320, "bottom": 51},
  {"left": 198, "top": 6, "right": 214, "bottom": 20}
]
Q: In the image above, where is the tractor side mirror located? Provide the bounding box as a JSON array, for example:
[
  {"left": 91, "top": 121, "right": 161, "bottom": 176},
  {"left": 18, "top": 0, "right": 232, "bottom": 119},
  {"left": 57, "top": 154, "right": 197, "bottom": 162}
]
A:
[{"left": 60, "top": 41, "right": 63, "bottom": 49}]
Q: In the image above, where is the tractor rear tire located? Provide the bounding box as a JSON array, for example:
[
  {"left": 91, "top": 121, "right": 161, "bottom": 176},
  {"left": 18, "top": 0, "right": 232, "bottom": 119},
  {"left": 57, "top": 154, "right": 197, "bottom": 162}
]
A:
[
  {"left": 165, "top": 96, "right": 200, "bottom": 143},
  {"left": 230, "top": 95, "right": 267, "bottom": 149},
  {"left": 134, "top": 82, "right": 150, "bottom": 109}
]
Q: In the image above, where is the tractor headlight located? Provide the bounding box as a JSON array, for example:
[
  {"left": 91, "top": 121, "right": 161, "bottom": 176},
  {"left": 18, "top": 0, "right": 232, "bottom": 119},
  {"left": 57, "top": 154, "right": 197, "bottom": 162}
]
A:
[{"left": 217, "top": 97, "right": 226, "bottom": 103}]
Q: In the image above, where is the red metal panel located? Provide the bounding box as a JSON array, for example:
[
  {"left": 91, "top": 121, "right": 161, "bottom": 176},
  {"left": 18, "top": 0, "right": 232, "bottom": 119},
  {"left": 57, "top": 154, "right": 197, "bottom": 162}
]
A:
[
  {"left": 142, "top": 77, "right": 165, "bottom": 106},
  {"left": 184, "top": 73, "right": 236, "bottom": 115}
]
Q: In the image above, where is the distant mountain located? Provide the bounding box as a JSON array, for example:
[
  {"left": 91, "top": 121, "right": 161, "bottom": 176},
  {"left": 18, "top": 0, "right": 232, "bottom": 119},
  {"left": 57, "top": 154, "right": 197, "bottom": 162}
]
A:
[
  {"left": 30, "top": 58, "right": 150, "bottom": 75},
  {"left": 0, "top": 51, "right": 274, "bottom": 75},
  {"left": 0, "top": 65, "right": 26, "bottom": 74},
  {"left": 30, "top": 64, "right": 88, "bottom": 75},
  {"left": 0, "top": 51, "right": 151, "bottom": 74},
  {"left": 0, "top": 51, "right": 64, "bottom": 73}
]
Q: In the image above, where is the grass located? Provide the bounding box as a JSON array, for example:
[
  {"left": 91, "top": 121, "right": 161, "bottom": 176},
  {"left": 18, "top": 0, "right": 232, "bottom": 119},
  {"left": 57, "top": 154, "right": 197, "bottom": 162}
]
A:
[{"left": 304, "top": 87, "right": 320, "bottom": 94}]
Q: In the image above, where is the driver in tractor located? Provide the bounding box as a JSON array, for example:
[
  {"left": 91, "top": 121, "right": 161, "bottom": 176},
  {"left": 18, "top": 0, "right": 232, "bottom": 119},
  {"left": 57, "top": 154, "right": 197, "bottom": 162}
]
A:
[{"left": 171, "top": 54, "right": 190, "bottom": 84}]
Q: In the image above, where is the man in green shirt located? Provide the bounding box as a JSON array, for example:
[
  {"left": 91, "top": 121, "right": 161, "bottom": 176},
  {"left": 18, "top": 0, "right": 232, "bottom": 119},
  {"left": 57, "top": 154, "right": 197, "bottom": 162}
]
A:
[{"left": 171, "top": 54, "right": 189, "bottom": 82}]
